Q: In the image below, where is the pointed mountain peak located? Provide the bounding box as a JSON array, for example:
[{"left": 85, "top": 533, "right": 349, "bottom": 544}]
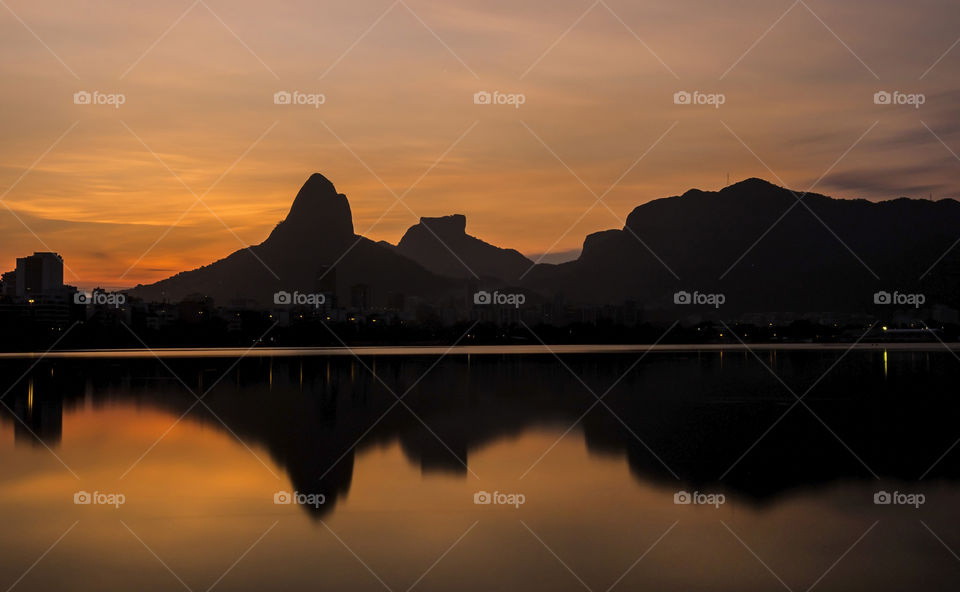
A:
[
  {"left": 266, "top": 173, "right": 354, "bottom": 246},
  {"left": 287, "top": 173, "right": 344, "bottom": 217}
]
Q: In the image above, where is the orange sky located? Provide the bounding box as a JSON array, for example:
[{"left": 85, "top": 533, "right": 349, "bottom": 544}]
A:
[{"left": 1, "top": 0, "right": 959, "bottom": 288}]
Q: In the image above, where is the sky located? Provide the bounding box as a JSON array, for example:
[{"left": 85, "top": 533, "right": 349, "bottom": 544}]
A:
[{"left": 1, "top": 0, "right": 958, "bottom": 288}]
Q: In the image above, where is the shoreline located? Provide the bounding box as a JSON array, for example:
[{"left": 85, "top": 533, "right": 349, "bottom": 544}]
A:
[{"left": 0, "top": 342, "right": 957, "bottom": 359}]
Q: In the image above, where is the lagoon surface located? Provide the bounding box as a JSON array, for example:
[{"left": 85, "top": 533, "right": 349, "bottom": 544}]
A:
[{"left": 1, "top": 349, "right": 959, "bottom": 591}]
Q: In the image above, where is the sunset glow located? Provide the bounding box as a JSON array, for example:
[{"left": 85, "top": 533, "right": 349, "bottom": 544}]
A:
[{"left": 2, "top": 0, "right": 958, "bottom": 287}]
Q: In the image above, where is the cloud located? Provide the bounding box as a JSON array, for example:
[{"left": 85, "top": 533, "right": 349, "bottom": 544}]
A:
[{"left": 820, "top": 162, "right": 959, "bottom": 198}]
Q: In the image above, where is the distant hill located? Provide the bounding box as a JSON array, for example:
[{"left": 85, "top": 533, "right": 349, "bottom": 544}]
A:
[
  {"left": 523, "top": 178, "right": 960, "bottom": 313},
  {"left": 129, "top": 174, "right": 456, "bottom": 306},
  {"left": 396, "top": 214, "right": 533, "bottom": 282}
]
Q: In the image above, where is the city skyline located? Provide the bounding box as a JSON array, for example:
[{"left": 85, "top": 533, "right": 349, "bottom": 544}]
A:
[{"left": 2, "top": 0, "right": 960, "bottom": 287}]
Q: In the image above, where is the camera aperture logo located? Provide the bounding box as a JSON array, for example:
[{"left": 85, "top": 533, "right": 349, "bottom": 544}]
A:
[
  {"left": 274, "top": 490, "right": 326, "bottom": 508},
  {"left": 73, "top": 90, "right": 125, "bottom": 109},
  {"left": 74, "top": 490, "right": 126, "bottom": 508},
  {"left": 873, "top": 290, "right": 925, "bottom": 308},
  {"left": 274, "top": 290, "right": 326, "bottom": 308},
  {"left": 673, "top": 90, "right": 725, "bottom": 109},
  {"left": 273, "top": 90, "right": 326, "bottom": 108},
  {"left": 473, "top": 90, "right": 526, "bottom": 108},
  {"left": 474, "top": 290, "right": 525, "bottom": 309},
  {"left": 873, "top": 90, "right": 924, "bottom": 109},
  {"left": 674, "top": 290, "right": 725, "bottom": 308},
  {"left": 673, "top": 490, "right": 725, "bottom": 508},
  {"left": 874, "top": 490, "right": 925, "bottom": 508},
  {"left": 473, "top": 490, "right": 526, "bottom": 508},
  {"left": 74, "top": 290, "right": 126, "bottom": 308}
]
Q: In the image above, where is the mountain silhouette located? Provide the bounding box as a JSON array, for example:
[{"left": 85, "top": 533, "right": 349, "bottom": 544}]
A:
[
  {"left": 523, "top": 178, "right": 960, "bottom": 313},
  {"left": 130, "top": 174, "right": 456, "bottom": 305},
  {"left": 131, "top": 174, "right": 960, "bottom": 315},
  {"left": 396, "top": 214, "right": 533, "bottom": 282}
]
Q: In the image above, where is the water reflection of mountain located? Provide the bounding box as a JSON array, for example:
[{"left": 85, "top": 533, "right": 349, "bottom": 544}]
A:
[{"left": 2, "top": 351, "right": 958, "bottom": 516}]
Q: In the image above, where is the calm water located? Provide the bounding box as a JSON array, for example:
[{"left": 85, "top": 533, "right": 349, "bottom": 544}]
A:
[{"left": 1, "top": 349, "right": 959, "bottom": 591}]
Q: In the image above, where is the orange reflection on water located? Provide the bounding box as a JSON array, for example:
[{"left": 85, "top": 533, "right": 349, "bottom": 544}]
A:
[{"left": 1, "top": 403, "right": 958, "bottom": 592}]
